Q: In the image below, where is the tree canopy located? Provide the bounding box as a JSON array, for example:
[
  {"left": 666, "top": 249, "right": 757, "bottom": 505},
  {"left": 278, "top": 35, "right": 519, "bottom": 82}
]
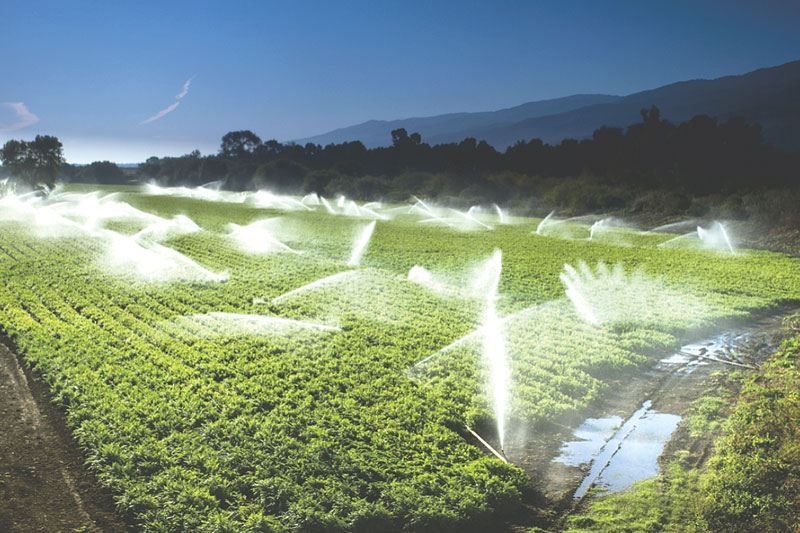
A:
[
  {"left": 76, "top": 160, "right": 125, "bottom": 184},
  {"left": 1, "top": 135, "right": 65, "bottom": 189},
  {"left": 220, "top": 130, "right": 262, "bottom": 158}
]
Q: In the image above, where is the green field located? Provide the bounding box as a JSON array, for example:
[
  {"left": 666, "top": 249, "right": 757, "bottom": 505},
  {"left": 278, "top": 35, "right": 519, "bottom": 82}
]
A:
[{"left": 1, "top": 185, "right": 799, "bottom": 532}]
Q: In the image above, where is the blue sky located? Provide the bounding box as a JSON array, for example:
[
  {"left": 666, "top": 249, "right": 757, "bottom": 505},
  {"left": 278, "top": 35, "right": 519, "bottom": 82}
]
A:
[{"left": 2, "top": 0, "right": 799, "bottom": 163}]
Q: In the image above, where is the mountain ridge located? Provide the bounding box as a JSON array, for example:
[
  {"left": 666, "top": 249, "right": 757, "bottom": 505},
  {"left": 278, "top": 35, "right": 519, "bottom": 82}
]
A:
[
  {"left": 294, "top": 60, "right": 800, "bottom": 151},
  {"left": 293, "top": 94, "right": 622, "bottom": 147}
]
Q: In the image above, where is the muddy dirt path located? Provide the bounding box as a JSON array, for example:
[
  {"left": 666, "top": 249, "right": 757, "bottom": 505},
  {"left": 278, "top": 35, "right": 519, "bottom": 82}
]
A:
[
  {"left": 502, "top": 308, "right": 796, "bottom": 531},
  {"left": 0, "top": 341, "right": 132, "bottom": 532}
]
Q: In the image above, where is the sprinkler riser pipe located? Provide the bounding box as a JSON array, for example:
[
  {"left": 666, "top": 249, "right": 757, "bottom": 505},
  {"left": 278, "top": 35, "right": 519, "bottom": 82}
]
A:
[{"left": 465, "top": 425, "right": 507, "bottom": 463}]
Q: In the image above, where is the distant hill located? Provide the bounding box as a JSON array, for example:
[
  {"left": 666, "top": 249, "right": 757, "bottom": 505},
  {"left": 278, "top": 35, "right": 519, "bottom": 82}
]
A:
[
  {"left": 294, "top": 94, "right": 622, "bottom": 148},
  {"left": 295, "top": 60, "right": 800, "bottom": 152}
]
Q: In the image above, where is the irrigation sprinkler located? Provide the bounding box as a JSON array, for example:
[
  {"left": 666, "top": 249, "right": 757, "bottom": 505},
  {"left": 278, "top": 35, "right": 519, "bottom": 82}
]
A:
[{"left": 465, "top": 425, "right": 507, "bottom": 463}]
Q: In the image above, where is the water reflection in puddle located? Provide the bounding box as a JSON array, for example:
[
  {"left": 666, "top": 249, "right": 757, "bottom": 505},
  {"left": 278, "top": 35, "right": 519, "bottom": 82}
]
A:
[
  {"left": 659, "top": 332, "right": 755, "bottom": 373},
  {"left": 554, "top": 415, "right": 622, "bottom": 466},
  {"left": 554, "top": 400, "right": 681, "bottom": 498}
]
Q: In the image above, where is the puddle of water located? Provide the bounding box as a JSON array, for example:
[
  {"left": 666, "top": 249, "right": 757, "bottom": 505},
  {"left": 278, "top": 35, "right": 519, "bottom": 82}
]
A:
[
  {"left": 554, "top": 415, "right": 623, "bottom": 467},
  {"left": 681, "top": 332, "right": 749, "bottom": 358},
  {"left": 659, "top": 331, "right": 757, "bottom": 372},
  {"left": 546, "top": 312, "right": 791, "bottom": 501},
  {"left": 554, "top": 400, "right": 682, "bottom": 499},
  {"left": 660, "top": 353, "right": 691, "bottom": 365},
  {"left": 597, "top": 410, "right": 681, "bottom": 493}
]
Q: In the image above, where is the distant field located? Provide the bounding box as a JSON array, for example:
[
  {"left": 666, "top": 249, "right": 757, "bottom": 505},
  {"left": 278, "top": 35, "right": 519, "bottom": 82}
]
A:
[{"left": 1, "top": 184, "right": 798, "bottom": 532}]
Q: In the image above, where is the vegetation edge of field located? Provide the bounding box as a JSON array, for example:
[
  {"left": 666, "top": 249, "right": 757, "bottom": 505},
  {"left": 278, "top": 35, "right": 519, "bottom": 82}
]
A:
[{"left": 559, "top": 314, "right": 800, "bottom": 533}]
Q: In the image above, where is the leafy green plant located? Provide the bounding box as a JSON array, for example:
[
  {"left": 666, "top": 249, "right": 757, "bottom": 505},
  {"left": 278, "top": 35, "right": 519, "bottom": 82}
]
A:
[{"left": 0, "top": 185, "right": 799, "bottom": 531}]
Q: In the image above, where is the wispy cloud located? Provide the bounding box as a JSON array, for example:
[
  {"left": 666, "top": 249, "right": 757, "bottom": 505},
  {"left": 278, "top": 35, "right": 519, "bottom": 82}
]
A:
[
  {"left": 176, "top": 76, "right": 194, "bottom": 99},
  {"left": 142, "top": 102, "right": 180, "bottom": 125},
  {"left": 0, "top": 102, "right": 40, "bottom": 131},
  {"left": 142, "top": 76, "right": 195, "bottom": 124}
]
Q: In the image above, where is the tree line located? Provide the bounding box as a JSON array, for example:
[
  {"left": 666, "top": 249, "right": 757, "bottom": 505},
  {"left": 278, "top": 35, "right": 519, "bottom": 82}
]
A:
[
  {"left": 133, "top": 106, "right": 799, "bottom": 199},
  {"left": 3, "top": 106, "right": 799, "bottom": 203}
]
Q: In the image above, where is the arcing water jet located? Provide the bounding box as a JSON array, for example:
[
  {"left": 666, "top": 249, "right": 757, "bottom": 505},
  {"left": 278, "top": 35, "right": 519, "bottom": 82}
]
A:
[
  {"left": 268, "top": 270, "right": 358, "bottom": 304},
  {"left": 301, "top": 193, "right": 321, "bottom": 206},
  {"left": 227, "top": 220, "right": 301, "bottom": 255},
  {"left": 559, "top": 261, "right": 707, "bottom": 328},
  {"left": 479, "top": 249, "right": 509, "bottom": 451},
  {"left": 697, "top": 221, "right": 736, "bottom": 255},
  {"left": 560, "top": 264, "right": 600, "bottom": 324},
  {"left": 134, "top": 215, "right": 200, "bottom": 242},
  {"left": 320, "top": 196, "right": 336, "bottom": 214},
  {"left": 657, "top": 231, "right": 698, "bottom": 248},
  {"left": 451, "top": 208, "right": 492, "bottom": 230},
  {"left": 535, "top": 211, "right": 555, "bottom": 235},
  {"left": 493, "top": 204, "right": 506, "bottom": 224},
  {"left": 104, "top": 231, "right": 228, "bottom": 282},
  {"left": 588, "top": 219, "right": 605, "bottom": 240},
  {"left": 347, "top": 221, "right": 376, "bottom": 266}
]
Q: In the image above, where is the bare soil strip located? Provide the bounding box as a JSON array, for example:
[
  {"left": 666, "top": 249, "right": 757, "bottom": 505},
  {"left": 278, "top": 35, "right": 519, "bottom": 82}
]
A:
[{"left": 0, "top": 341, "right": 132, "bottom": 532}]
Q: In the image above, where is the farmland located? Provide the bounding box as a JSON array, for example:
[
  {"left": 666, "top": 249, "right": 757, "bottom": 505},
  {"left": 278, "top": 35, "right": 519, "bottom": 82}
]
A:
[{"left": 1, "top": 185, "right": 799, "bottom": 532}]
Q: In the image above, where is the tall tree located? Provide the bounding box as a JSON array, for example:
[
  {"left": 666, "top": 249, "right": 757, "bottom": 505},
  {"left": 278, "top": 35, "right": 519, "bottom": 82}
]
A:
[
  {"left": 220, "top": 130, "right": 262, "bottom": 158},
  {"left": 0, "top": 139, "right": 31, "bottom": 179},
  {"left": 391, "top": 128, "right": 410, "bottom": 147},
  {"left": 29, "top": 135, "right": 66, "bottom": 188},
  {"left": 0, "top": 135, "right": 65, "bottom": 189}
]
